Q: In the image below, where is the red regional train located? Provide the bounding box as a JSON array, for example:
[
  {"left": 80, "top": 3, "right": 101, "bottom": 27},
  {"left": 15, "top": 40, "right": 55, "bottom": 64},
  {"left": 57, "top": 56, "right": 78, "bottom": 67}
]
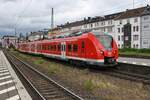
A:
[{"left": 18, "top": 31, "right": 118, "bottom": 67}]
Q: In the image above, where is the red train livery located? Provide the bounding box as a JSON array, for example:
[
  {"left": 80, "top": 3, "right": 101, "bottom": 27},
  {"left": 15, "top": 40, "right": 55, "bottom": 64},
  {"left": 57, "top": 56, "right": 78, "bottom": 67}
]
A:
[{"left": 18, "top": 31, "right": 118, "bottom": 66}]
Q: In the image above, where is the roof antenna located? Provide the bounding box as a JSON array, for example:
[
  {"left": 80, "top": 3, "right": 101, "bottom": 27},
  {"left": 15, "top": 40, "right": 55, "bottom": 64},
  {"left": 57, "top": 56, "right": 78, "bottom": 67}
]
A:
[
  {"left": 51, "top": 8, "right": 54, "bottom": 34},
  {"left": 133, "top": 0, "right": 135, "bottom": 8}
]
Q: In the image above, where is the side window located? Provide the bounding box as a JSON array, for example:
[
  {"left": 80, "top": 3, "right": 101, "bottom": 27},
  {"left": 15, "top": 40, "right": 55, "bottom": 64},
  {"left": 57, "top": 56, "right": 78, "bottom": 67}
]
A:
[
  {"left": 48, "top": 45, "right": 51, "bottom": 50},
  {"left": 61, "top": 45, "right": 63, "bottom": 51},
  {"left": 82, "top": 41, "right": 84, "bottom": 48},
  {"left": 73, "top": 44, "right": 78, "bottom": 52},
  {"left": 54, "top": 45, "right": 56, "bottom": 51},
  {"left": 64, "top": 45, "right": 66, "bottom": 51},
  {"left": 58, "top": 44, "right": 61, "bottom": 51},
  {"left": 68, "top": 44, "right": 72, "bottom": 52},
  {"left": 51, "top": 45, "right": 53, "bottom": 51}
]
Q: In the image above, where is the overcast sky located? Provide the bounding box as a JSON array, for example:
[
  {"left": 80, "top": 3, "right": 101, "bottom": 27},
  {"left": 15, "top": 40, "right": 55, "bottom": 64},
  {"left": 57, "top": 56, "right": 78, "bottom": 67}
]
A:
[{"left": 0, "top": 0, "right": 149, "bottom": 36}]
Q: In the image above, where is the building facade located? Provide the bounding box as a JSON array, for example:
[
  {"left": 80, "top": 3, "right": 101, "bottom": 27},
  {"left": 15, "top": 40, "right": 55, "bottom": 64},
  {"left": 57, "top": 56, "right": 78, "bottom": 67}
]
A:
[
  {"left": 2, "top": 35, "right": 18, "bottom": 48},
  {"left": 141, "top": 6, "right": 150, "bottom": 48},
  {"left": 50, "top": 5, "right": 150, "bottom": 49},
  {"left": 28, "top": 31, "right": 45, "bottom": 41}
]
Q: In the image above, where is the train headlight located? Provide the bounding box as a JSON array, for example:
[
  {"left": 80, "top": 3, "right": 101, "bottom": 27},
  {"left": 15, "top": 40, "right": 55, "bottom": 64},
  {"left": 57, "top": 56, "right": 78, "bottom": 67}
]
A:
[
  {"left": 99, "top": 50, "right": 104, "bottom": 55},
  {"left": 114, "top": 50, "right": 117, "bottom": 54}
]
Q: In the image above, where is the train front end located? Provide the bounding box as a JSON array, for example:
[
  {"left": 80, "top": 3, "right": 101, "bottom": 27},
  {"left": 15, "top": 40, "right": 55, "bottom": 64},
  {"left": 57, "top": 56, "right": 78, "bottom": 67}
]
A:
[{"left": 94, "top": 32, "right": 118, "bottom": 66}]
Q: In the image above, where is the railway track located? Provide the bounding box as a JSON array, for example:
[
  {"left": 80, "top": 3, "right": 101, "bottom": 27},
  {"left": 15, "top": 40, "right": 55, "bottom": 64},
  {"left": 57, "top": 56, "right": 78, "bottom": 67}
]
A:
[
  {"left": 4, "top": 51, "right": 84, "bottom": 100},
  {"left": 103, "top": 69, "right": 150, "bottom": 85}
]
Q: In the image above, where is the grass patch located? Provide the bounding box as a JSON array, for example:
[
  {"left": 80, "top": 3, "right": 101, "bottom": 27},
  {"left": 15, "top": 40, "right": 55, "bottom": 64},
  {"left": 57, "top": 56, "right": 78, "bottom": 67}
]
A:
[
  {"left": 48, "top": 65, "right": 59, "bottom": 75},
  {"left": 84, "top": 79, "right": 95, "bottom": 91},
  {"left": 33, "top": 59, "right": 45, "bottom": 65},
  {"left": 119, "top": 48, "right": 150, "bottom": 57},
  {"left": 10, "top": 50, "right": 150, "bottom": 100}
]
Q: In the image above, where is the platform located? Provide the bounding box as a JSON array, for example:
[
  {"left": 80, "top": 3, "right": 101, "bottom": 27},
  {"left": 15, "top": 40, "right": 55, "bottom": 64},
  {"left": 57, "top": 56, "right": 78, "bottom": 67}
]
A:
[
  {"left": 0, "top": 51, "right": 32, "bottom": 100},
  {"left": 119, "top": 57, "right": 150, "bottom": 66}
]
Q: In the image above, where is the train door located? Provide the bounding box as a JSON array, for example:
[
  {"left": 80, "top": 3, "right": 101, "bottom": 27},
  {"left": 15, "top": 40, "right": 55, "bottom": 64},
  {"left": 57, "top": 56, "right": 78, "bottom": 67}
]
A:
[
  {"left": 81, "top": 41, "right": 85, "bottom": 57},
  {"left": 61, "top": 42, "right": 66, "bottom": 59}
]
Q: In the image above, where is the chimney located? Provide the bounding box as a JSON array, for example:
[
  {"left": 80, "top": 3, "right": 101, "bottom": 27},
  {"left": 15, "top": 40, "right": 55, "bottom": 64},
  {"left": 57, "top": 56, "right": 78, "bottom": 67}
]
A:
[
  {"left": 88, "top": 17, "right": 91, "bottom": 20},
  {"left": 126, "top": 9, "right": 129, "bottom": 11}
]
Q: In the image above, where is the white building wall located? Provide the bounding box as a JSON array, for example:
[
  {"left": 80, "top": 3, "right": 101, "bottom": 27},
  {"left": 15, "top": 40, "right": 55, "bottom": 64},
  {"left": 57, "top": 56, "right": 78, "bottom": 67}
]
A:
[
  {"left": 141, "top": 15, "right": 150, "bottom": 48},
  {"left": 115, "top": 17, "right": 141, "bottom": 49}
]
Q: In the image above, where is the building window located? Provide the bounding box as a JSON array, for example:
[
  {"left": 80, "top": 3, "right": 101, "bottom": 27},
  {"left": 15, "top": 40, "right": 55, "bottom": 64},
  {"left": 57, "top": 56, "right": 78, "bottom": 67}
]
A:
[
  {"left": 103, "top": 21, "right": 105, "bottom": 25},
  {"left": 95, "top": 22, "right": 99, "bottom": 27},
  {"left": 133, "top": 44, "right": 135, "bottom": 48},
  {"left": 101, "top": 21, "right": 105, "bottom": 26},
  {"left": 108, "top": 27, "right": 112, "bottom": 32},
  {"left": 143, "top": 40, "right": 148, "bottom": 44},
  {"left": 134, "top": 18, "right": 138, "bottom": 23},
  {"left": 84, "top": 25, "right": 87, "bottom": 28},
  {"left": 144, "top": 25, "right": 149, "bottom": 28},
  {"left": 133, "top": 26, "right": 136, "bottom": 32},
  {"left": 102, "top": 28, "right": 105, "bottom": 32},
  {"left": 144, "top": 16, "right": 149, "bottom": 20},
  {"left": 118, "top": 44, "right": 120, "bottom": 48},
  {"left": 119, "top": 20, "right": 122, "bottom": 24},
  {"left": 125, "top": 36, "right": 129, "bottom": 41},
  {"left": 108, "top": 20, "right": 112, "bottom": 25},
  {"left": 133, "top": 35, "right": 139, "bottom": 41},
  {"left": 127, "top": 19, "right": 130, "bottom": 23},
  {"left": 136, "top": 26, "right": 139, "bottom": 32},
  {"left": 118, "top": 28, "right": 120, "bottom": 33},
  {"left": 118, "top": 35, "right": 120, "bottom": 41},
  {"left": 136, "top": 44, "right": 139, "bottom": 48},
  {"left": 121, "top": 35, "right": 124, "bottom": 41},
  {"left": 90, "top": 24, "right": 93, "bottom": 28},
  {"left": 122, "top": 27, "right": 124, "bottom": 33}
]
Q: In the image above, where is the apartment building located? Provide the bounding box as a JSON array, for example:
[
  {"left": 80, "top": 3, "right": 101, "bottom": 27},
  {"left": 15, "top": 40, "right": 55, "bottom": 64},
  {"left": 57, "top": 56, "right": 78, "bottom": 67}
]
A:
[
  {"left": 115, "top": 7, "right": 145, "bottom": 49},
  {"left": 49, "top": 5, "right": 150, "bottom": 49},
  {"left": 1, "top": 35, "right": 18, "bottom": 48},
  {"left": 141, "top": 5, "right": 150, "bottom": 48}
]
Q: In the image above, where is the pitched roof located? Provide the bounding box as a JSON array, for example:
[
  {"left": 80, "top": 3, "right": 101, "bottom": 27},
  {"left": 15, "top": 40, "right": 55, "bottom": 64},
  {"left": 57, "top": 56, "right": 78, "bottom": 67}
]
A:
[
  {"left": 141, "top": 5, "right": 150, "bottom": 16},
  {"left": 115, "top": 7, "right": 145, "bottom": 20},
  {"left": 54, "top": 6, "right": 148, "bottom": 29},
  {"left": 29, "top": 32, "right": 44, "bottom": 36},
  {"left": 58, "top": 13, "right": 123, "bottom": 28}
]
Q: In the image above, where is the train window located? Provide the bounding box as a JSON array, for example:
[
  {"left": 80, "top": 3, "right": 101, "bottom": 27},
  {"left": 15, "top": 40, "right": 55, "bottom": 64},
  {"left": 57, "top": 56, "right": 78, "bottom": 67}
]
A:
[
  {"left": 46, "top": 45, "right": 48, "bottom": 50},
  {"left": 43, "top": 45, "right": 45, "bottom": 50},
  {"left": 42, "top": 45, "right": 44, "bottom": 50},
  {"left": 73, "top": 44, "right": 78, "bottom": 52},
  {"left": 68, "top": 44, "right": 72, "bottom": 52},
  {"left": 44, "top": 45, "right": 46, "bottom": 50},
  {"left": 54, "top": 45, "right": 56, "bottom": 51},
  {"left": 61, "top": 45, "right": 63, "bottom": 51},
  {"left": 48, "top": 45, "right": 51, "bottom": 50},
  {"left": 51, "top": 45, "right": 53, "bottom": 51},
  {"left": 64, "top": 45, "right": 66, "bottom": 51},
  {"left": 58, "top": 44, "right": 61, "bottom": 51},
  {"left": 82, "top": 41, "right": 84, "bottom": 48}
]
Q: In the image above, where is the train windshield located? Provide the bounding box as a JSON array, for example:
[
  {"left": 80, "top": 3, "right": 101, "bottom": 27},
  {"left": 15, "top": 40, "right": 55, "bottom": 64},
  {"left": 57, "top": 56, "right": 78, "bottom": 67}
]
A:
[{"left": 93, "top": 32, "right": 113, "bottom": 50}]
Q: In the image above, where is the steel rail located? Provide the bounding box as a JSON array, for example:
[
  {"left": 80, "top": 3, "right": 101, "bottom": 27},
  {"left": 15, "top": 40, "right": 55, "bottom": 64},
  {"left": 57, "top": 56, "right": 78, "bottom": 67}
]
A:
[{"left": 4, "top": 50, "right": 84, "bottom": 100}]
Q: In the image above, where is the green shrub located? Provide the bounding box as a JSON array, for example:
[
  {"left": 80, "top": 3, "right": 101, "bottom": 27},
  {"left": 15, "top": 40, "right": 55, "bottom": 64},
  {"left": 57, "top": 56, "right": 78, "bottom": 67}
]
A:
[
  {"left": 34, "top": 59, "right": 45, "bottom": 65},
  {"left": 48, "top": 66, "right": 59, "bottom": 75},
  {"left": 84, "top": 79, "right": 94, "bottom": 91},
  {"left": 119, "top": 48, "right": 150, "bottom": 53}
]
